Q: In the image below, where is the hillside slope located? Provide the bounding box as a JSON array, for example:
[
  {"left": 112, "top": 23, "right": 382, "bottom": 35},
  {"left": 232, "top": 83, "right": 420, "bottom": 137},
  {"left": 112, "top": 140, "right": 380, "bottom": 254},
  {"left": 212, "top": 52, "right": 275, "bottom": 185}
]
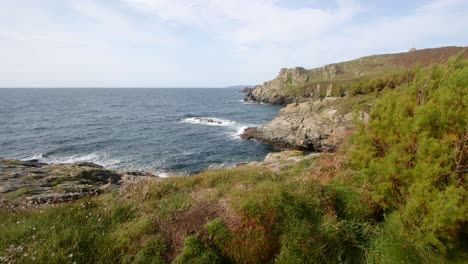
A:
[
  {"left": 242, "top": 47, "right": 467, "bottom": 151},
  {"left": 245, "top": 46, "right": 467, "bottom": 104}
]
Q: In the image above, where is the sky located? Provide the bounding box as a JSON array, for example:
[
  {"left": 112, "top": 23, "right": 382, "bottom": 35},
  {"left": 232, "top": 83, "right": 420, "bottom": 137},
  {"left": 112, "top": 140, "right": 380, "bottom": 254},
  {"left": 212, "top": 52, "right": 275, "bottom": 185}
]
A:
[{"left": 0, "top": 0, "right": 467, "bottom": 88}]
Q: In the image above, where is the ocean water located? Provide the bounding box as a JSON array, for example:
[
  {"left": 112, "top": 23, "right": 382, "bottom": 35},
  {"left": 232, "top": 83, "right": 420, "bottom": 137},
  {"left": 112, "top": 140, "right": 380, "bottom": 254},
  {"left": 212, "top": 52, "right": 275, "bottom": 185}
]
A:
[{"left": 0, "top": 88, "right": 280, "bottom": 176}]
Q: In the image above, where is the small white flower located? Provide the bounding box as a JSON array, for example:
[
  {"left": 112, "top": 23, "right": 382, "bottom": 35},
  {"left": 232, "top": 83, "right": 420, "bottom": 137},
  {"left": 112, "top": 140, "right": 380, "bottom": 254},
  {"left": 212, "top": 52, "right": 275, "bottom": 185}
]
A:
[{"left": 69, "top": 253, "right": 73, "bottom": 258}]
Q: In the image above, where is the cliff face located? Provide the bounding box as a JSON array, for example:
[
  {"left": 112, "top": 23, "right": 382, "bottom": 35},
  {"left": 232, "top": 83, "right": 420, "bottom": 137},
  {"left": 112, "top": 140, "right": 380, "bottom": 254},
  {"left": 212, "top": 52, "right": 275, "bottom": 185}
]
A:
[
  {"left": 242, "top": 98, "right": 366, "bottom": 151},
  {"left": 242, "top": 46, "right": 467, "bottom": 151},
  {"left": 245, "top": 65, "right": 343, "bottom": 104},
  {"left": 245, "top": 46, "right": 467, "bottom": 105}
]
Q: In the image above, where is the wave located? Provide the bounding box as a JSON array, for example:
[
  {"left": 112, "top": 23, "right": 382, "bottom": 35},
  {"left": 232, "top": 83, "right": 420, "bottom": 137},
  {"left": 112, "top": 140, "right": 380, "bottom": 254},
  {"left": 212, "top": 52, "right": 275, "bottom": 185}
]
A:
[
  {"left": 231, "top": 126, "right": 249, "bottom": 139},
  {"left": 236, "top": 99, "right": 258, "bottom": 105},
  {"left": 181, "top": 116, "right": 253, "bottom": 140},
  {"left": 21, "top": 152, "right": 120, "bottom": 168},
  {"left": 181, "top": 117, "right": 237, "bottom": 127}
]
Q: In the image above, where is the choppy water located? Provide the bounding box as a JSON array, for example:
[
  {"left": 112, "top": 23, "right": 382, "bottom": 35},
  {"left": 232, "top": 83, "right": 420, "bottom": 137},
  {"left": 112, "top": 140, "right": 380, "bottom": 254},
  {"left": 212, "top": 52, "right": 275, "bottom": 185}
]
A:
[{"left": 0, "top": 88, "right": 280, "bottom": 176}]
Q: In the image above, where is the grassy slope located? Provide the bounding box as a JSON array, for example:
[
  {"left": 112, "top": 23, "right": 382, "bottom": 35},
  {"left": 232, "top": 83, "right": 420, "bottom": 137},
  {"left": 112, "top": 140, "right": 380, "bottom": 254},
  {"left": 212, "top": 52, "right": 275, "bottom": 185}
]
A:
[
  {"left": 1, "top": 55, "right": 467, "bottom": 264},
  {"left": 280, "top": 47, "right": 467, "bottom": 99}
]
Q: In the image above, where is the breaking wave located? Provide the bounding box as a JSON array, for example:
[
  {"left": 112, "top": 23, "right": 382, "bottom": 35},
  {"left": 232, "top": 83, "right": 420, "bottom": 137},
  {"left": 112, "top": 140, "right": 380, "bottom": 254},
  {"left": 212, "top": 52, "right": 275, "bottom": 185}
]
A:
[
  {"left": 181, "top": 117, "right": 237, "bottom": 127},
  {"left": 21, "top": 152, "right": 120, "bottom": 168},
  {"left": 182, "top": 117, "right": 252, "bottom": 139}
]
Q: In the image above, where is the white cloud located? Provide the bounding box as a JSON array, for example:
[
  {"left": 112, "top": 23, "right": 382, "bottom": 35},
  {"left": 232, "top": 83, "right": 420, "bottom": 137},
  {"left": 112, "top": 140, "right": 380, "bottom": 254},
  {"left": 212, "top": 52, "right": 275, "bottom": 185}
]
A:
[
  {"left": 124, "top": 0, "right": 468, "bottom": 83},
  {"left": 0, "top": 0, "right": 467, "bottom": 87},
  {"left": 125, "top": 0, "right": 364, "bottom": 45}
]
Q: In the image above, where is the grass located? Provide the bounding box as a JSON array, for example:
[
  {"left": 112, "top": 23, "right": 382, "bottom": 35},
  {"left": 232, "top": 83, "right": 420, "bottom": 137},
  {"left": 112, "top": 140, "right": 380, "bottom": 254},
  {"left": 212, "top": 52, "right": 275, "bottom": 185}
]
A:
[
  {"left": 0, "top": 160, "right": 370, "bottom": 263},
  {"left": 1, "top": 144, "right": 465, "bottom": 263}
]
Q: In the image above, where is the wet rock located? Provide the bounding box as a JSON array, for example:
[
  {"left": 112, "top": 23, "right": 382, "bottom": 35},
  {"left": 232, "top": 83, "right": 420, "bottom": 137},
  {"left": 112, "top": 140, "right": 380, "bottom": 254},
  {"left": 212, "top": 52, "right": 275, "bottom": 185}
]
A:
[
  {"left": 240, "top": 127, "right": 258, "bottom": 140},
  {"left": 74, "top": 162, "right": 103, "bottom": 168}
]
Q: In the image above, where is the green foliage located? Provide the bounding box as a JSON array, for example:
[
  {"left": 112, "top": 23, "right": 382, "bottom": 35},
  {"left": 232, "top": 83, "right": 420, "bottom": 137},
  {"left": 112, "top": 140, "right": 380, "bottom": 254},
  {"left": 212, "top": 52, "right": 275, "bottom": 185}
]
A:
[
  {"left": 132, "top": 235, "right": 166, "bottom": 264},
  {"left": 173, "top": 236, "right": 220, "bottom": 264},
  {"left": 0, "top": 196, "right": 141, "bottom": 263},
  {"left": 205, "top": 219, "right": 231, "bottom": 248},
  {"left": 351, "top": 56, "right": 468, "bottom": 259},
  {"left": 346, "top": 69, "right": 416, "bottom": 96}
]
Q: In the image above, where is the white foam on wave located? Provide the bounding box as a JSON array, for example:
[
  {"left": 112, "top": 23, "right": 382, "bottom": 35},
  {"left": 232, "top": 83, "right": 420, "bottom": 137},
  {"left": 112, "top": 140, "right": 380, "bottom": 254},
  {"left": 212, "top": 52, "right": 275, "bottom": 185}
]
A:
[
  {"left": 24, "top": 153, "right": 45, "bottom": 160},
  {"left": 181, "top": 117, "right": 236, "bottom": 127},
  {"left": 181, "top": 117, "right": 256, "bottom": 140},
  {"left": 22, "top": 152, "right": 120, "bottom": 168},
  {"left": 156, "top": 171, "right": 171, "bottom": 178},
  {"left": 231, "top": 126, "right": 248, "bottom": 139},
  {"left": 235, "top": 99, "right": 259, "bottom": 105}
]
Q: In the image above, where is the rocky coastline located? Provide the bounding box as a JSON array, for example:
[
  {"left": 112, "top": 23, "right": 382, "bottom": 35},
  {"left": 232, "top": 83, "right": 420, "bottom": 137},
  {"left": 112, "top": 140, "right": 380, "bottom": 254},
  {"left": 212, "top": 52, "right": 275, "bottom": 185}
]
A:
[
  {"left": 0, "top": 151, "right": 318, "bottom": 208},
  {"left": 241, "top": 98, "right": 361, "bottom": 151},
  {"left": 0, "top": 159, "right": 158, "bottom": 207},
  {"left": 241, "top": 46, "right": 466, "bottom": 151},
  {"left": 2, "top": 46, "right": 466, "bottom": 208}
]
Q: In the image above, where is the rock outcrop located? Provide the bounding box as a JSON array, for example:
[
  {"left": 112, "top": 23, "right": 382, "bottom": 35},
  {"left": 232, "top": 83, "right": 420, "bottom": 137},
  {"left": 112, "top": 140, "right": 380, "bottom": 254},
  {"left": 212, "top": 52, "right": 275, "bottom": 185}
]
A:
[
  {"left": 258, "top": 151, "right": 321, "bottom": 171},
  {"left": 245, "top": 46, "right": 467, "bottom": 105},
  {"left": 242, "top": 46, "right": 466, "bottom": 151},
  {"left": 242, "top": 98, "right": 365, "bottom": 151},
  {"left": 0, "top": 159, "right": 157, "bottom": 206},
  {"left": 245, "top": 67, "right": 313, "bottom": 104}
]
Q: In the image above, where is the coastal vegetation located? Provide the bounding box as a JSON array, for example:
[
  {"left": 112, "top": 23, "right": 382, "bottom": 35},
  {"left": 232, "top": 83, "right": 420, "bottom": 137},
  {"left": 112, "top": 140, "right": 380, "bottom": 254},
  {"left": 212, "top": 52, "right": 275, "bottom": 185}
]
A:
[{"left": 1, "top": 55, "right": 467, "bottom": 263}]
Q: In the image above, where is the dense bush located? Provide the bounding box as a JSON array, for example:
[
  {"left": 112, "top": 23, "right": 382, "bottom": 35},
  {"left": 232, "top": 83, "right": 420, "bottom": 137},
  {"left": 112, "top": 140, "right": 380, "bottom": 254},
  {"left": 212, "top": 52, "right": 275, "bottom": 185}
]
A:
[
  {"left": 351, "top": 55, "right": 467, "bottom": 261},
  {"left": 346, "top": 70, "right": 416, "bottom": 96}
]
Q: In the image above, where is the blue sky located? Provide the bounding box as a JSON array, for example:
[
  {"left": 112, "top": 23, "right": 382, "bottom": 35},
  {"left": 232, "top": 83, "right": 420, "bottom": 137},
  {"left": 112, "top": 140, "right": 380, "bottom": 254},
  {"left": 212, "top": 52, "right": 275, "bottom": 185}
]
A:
[{"left": 0, "top": 0, "right": 467, "bottom": 87}]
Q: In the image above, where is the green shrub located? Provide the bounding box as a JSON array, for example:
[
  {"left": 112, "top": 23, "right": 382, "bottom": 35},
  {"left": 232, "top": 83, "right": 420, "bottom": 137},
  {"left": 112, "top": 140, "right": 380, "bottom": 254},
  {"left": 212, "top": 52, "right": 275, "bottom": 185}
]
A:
[
  {"left": 174, "top": 236, "right": 220, "bottom": 264},
  {"left": 351, "top": 55, "right": 467, "bottom": 259}
]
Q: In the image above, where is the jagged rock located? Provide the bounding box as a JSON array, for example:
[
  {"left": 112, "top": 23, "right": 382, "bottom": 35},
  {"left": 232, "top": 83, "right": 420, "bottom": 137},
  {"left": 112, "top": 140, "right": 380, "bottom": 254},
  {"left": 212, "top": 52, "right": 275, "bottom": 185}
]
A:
[
  {"left": 244, "top": 67, "right": 307, "bottom": 104},
  {"left": 239, "top": 127, "right": 258, "bottom": 140},
  {"left": 242, "top": 99, "right": 356, "bottom": 151},
  {"left": 78, "top": 169, "right": 122, "bottom": 184},
  {"left": 0, "top": 159, "right": 158, "bottom": 207},
  {"left": 237, "top": 150, "right": 322, "bottom": 171},
  {"left": 245, "top": 47, "right": 467, "bottom": 105}
]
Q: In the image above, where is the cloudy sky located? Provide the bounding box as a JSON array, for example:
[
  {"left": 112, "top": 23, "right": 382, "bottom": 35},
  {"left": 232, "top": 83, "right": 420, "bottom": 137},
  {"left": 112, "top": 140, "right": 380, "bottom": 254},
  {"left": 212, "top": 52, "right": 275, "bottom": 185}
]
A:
[{"left": 1, "top": 0, "right": 467, "bottom": 87}]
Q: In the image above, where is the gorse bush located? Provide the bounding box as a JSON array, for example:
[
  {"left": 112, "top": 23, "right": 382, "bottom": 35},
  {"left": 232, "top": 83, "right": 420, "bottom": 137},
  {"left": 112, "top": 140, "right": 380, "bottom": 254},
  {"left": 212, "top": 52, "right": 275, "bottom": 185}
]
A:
[
  {"left": 346, "top": 69, "right": 416, "bottom": 96},
  {"left": 351, "top": 55, "right": 467, "bottom": 260}
]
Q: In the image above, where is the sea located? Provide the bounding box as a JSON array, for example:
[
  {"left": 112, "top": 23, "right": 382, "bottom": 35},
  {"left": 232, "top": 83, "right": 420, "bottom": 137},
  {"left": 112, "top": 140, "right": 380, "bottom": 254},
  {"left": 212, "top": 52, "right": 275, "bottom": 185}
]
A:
[{"left": 0, "top": 88, "right": 281, "bottom": 176}]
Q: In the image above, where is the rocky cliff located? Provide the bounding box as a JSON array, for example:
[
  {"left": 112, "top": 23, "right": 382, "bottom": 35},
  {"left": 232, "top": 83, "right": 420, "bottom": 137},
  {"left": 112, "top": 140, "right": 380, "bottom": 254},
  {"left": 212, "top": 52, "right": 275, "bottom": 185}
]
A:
[
  {"left": 242, "top": 46, "right": 466, "bottom": 151},
  {"left": 242, "top": 97, "right": 367, "bottom": 151},
  {"left": 245, "top": 46, "right": 467, "bottom": 104}
]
